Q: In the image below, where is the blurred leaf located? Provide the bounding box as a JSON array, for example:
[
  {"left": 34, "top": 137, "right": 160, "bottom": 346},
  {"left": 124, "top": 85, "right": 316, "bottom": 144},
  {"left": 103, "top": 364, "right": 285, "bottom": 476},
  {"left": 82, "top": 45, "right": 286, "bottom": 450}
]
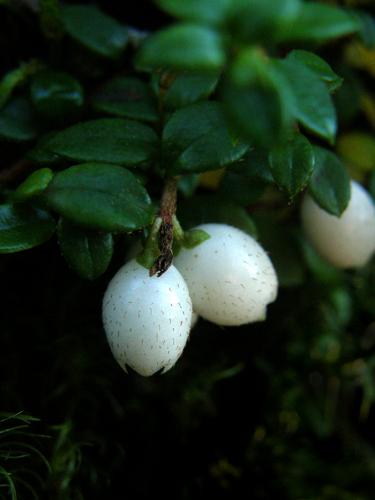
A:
[
  {"left": 308, "top": 146, "right": 350, "bottom": 216},
  {"left": 163, "top": 72, "right": 219, "bottom": 110},
  {"left": 37, "top": 118, "right": 158, "bottom": 165},
  {"left": 39, "top": 0, "right": 63, "bottom": 39},
  {"left": 0, "top": 97, "right": 38, "bottom": 142},
  {"left": 299, "top": 236, "right": 343, "bottom": 285},
  {"left": 223, "top": 49, "right": 293, "bottom": 146},
  {"left": 0, "top": 204, "right": 55, "bottom": 253},
  {"left": 62, "top": 4, "right": 128, "bottom": 59},
  {"left": 286, "top": 50, "right": 343, "bottom": 92},
  {"left": 350, "top": 9, "right": 375, "bottom": 48},
  {"left": 45, "top": 163, "right": 154, "bottom": 232},
  {"left": 92, "top": 76, "right": 158, "bottom": 122},
  {"left": 136, "top": 23, "right": 225, "bottom": 72},
  {"left": 30, "top": 70, "right": 84, "bottom": 121},
  {"left": 13, "top": 168, "right": 54, "bottom": 202},
  {"left": 284, "top": 3, "right": 360, "bottom": 44},
  {"left": 199, "top": 168, "right": 225, "bottom": 190},
  {"left": 178, "top": 194, "right": 257, "bottom": 237},
  {"left": 57, "top": 218, "right": 113, "bottom": 279},
  {"left": 277, "top": 58, "right": 337, "bottom": 144},
  {"left": 157, "top": 0, "right": 230, "bottom": 26},
  {"left": 345, "top": 41, "right": 375, "bottom": 78},
  {"left": 370, "top": 170, "right": 375, "bottom": 199},
  {"left": 228, "top": 0, "right": 300, "bottom": 44},
  {"left": 218, "top": 171, "right": 266, "bottom": 205},
  {"left": 269, "top": 132, "right": 315, "bottom": 198},
  {"left": 0, "top": 60, "right": 40, "bottom": 109},
  {"left": 162, "top": 101, "right": 249, "bottom": 174},
  {"left": 178, "top": 173, "right": 200, "bottom": 197},
  {"left": 337, "top": 132, "right": 375, "bottom": 173}
]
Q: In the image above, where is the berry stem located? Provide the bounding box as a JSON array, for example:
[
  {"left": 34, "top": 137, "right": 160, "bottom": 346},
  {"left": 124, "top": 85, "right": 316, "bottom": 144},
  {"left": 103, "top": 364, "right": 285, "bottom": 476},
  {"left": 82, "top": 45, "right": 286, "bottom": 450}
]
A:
[{"left": 150, "top": 176, "right": 178, "bottom": 277}]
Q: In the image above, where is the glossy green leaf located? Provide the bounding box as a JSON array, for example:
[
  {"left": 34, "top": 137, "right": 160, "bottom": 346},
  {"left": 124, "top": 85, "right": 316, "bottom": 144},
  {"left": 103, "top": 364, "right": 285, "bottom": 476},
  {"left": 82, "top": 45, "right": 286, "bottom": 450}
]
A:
[
  {"left": 62, "top": 4, "right": 128, "bottom": 59},
  {"left": 287, "top": 50, "right": 343, "bottom": 92},
  {"left": 162, "top": 101, "right": 249, "bottom": 174},
  {"left": 157, "top": 0, "right": 230, "bottom": 26},
  {"left": 38, "top": 118, "right": 158, "bottom": 166},
  {"left": 223, "top": 49, "right": 293, "bottom": 146},
  {"left": 277, "top": 59, "right": 337, "bottom": 144},
  {"left": 136, "top": 24, "right": 225, "bottom": 72},
  {"left": 228, "top": 0, "right": 301, "bottom": 43},
  {"left": 92, "top": 76, "right": 158, "bottom": 122},
  {"left": 269, "top": 133, "right": 315, "bottom": 197},
  {"left": 0, "top": 204, "right": 55, "bottom": 253},
  {"left": 0, "top": 98, "right": 38, "bottom": 142},
  {"left": 57, "top": 218, "right": 113, "bottom": 280},
  {"left": 178, "top": 194, "right": 257, "bottom": 238},
  {"left": 163, "top": 72, "right": 219, "bottom": 110},
  {"left": 284, "top": 3, "right": 360, "bottom": 44},
  {"left": 30, "top": 70, "right": 84, "bottom": 120},
  {"left": 0, "top": 60, "right": 40, "bottom": 109},
  {"left": 45, "top": 163, "right": 154, "bottom": 232},
  {"left": 308, "top": 147, "right": 350, "bottom": 216},
  {"left": 13, "top": 168, "right": 54, "bottom": 202}
]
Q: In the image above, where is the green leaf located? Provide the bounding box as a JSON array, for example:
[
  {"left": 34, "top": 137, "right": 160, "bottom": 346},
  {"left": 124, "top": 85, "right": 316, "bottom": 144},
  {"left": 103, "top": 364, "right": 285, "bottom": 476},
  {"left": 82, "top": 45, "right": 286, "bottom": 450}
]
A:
[
  {"left": 13, "top": 168, "right": 54, "bottom": 202},
  {"left": 178, "top": 194, "right": 257, "bottom": 238},
  {"left": 223, "top": 49, "right": 294, "bottom": 147},
  {"left": 269, "top": 133, "right": 315, "bottom": 198},
  {"left": 351, "top": 10, "right": 375, "bottom": 49},
  {"left": 92, "top": 76, "right": 158, "bottom": 122},
  {"left": 136, "top": 24, "right": 225, "bottom": 72},
  {"left": 370, "top": 171, "right": 375, "bottom": 200},
  {"left": 218, "top": 172, "right": 266, "bottom": 206},
  {"left": 0, "top": 97, "right": 38, "bottom": 142},
  {"left": 38, "top": 118, "right": 158, "bottom": 166},
  {"left": 162, "top": 101, "right": 249, "bottom": 173},
  {"left": 308, "top": 147, "right": 350, "bottom": 216},
  {"left": 228, "top": 0, "right": 301, "bottom": 43},
  {"left": 44, "top": 163, "right": 154, "bottom": 232},
  {"left": 0, "top": 60, "right": 40, "bottom": 109},
  {"left": 163, "top": 72, "right": 219, "bottom": 110},
  {"left": 182, "top": 228, "right": 211, "bottom": 248},
  {"left": 276, "top": 59, "right": 337, "bottom": 144},
  {"left": 0, "top": 204, "right": 55, "bottom": 253},
  {"left": 62, "top": 4, "right": 128, "bottom": 59},
  {"left": 285, "top": 3, "right": 360, "bottom": 44},
  {"left": 286, "top": 50, "right": 343, "bottom": 92},
  {"left": 157, "top": 0, "right": 230, "bottom": 26},
  {"left": 30, "top": 70, "right": 84, "bottom": 120},
  {"left": 57, "top": 218, "right": 113, "bottom": 280}
]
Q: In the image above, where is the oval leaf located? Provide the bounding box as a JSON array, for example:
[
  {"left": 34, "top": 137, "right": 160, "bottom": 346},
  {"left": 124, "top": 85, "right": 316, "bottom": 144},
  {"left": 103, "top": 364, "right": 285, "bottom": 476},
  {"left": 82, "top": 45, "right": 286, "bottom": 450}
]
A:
[
  {"left": 0, "top": 204, "right": 56, "bottom": 253},
  {"left": 38, "top": 118, "right": 158, "bottom": 166},
  {"left": 277, "top": 59, "right": 337, "bottom": 144},
  {"left": 57, "top": 218, "right": 113, "bottom": 280},
  {"left": 157, "top": 0, "right": 231, "bottom": 26},
  {"left": 136, "top": 23, "right": 226, "bottom": 72},
  {"left": 308, "top": 147, "right": 350, "bottom": 216},
  {"left": 269, "top": 133, "right": 315, "bottom": 197},
  {"left": 92, "top": 76, "right": 158, "bottom": 122},
  {"left": 162, "top": 101, "right": 248, "bottom": 173},
  {"left": 62, "top": 5, "right": 128, "bottom": 59},
  {"left": 0, "top": 98, "right": 38, "bottom": 142},
  {"left": 44, "top": 163, "right": 154, "bottom": 232},
  {"left": 163, "top": 72, "right": 218, "bottom": 110},
  {"left": 13, "top": 168, "right": 54, "bottom": 202}
]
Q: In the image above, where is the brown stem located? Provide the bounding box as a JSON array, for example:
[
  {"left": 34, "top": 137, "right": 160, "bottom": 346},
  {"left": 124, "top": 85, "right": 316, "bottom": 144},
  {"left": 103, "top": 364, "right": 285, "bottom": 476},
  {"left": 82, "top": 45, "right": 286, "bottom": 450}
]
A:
[{"left": 150, "top": 177, "right": 178, "bottom": 277}]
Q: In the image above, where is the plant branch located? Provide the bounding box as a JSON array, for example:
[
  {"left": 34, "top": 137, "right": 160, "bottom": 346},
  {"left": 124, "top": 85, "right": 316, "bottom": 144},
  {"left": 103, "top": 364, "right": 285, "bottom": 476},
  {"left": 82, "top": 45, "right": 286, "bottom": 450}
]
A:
[{"left": 150, "top": 176, "right": 178, "bottom": 278}]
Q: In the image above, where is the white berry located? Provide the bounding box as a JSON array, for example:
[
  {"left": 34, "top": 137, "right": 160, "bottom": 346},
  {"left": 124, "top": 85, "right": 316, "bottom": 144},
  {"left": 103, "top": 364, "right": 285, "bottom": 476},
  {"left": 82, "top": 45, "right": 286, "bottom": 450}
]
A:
[
  {"left": 174, "top": 223, "right": 278, "bottom": 326},
  {"left": 301, "top": 180, "right": 375, "bottom": 269},
  {"left": 102, "top": 259, "right": 192, "bottom": 376}
]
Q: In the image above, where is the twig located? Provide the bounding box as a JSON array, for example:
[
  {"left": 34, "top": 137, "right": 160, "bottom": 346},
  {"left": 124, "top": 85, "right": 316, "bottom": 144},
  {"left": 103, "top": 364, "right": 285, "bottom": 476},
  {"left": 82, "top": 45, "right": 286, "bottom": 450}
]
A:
[{"left": 150, "top": 177, "right": 178, "bottom": 277}]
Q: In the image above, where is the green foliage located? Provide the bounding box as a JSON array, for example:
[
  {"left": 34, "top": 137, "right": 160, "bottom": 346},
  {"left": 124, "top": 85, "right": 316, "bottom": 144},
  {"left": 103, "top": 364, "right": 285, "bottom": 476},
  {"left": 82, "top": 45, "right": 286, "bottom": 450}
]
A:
[
  {"left": 36, "top": 118, "right": 158, "bottom": 165},
  {"left": 0, "top": 0, "right": 375, "bottom": 498},
  {"left": 44, "top": 163, "right": 154, "bottom": 232},
  {"left": 308, "top": 147, "right": 351, "bottom": 216},
  {"left": 0, "top": 204, "right": 55, "bottom": 253},
  {"left": 57, "top": 218, "right": 113, "bottom": 280}
]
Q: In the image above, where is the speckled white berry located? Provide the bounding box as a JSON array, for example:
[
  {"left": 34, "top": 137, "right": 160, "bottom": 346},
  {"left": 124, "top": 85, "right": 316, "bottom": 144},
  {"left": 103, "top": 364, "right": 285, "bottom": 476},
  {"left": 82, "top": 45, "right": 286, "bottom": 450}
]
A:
[
  {"left": 174, "top": 223, "right": 278, "bottom": 326},
  {"left": 102, "top": 259, "right": 192, "bottom": 376},
  {"left": 301, "top": 180, "right": 375, "bottom": 269}
]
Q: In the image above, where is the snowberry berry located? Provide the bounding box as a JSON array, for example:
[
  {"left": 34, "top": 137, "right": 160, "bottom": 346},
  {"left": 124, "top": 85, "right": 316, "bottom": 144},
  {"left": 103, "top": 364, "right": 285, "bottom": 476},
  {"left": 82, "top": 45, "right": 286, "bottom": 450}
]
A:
[
  {"left": 174, "top": 223, "right": 278, "bottom": 326},
  {"left": 102, "top": 259, "right": 192, "bottom": 376},
  {"left": 301, "top": 180, "right": 375, "bottom": 269}
]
